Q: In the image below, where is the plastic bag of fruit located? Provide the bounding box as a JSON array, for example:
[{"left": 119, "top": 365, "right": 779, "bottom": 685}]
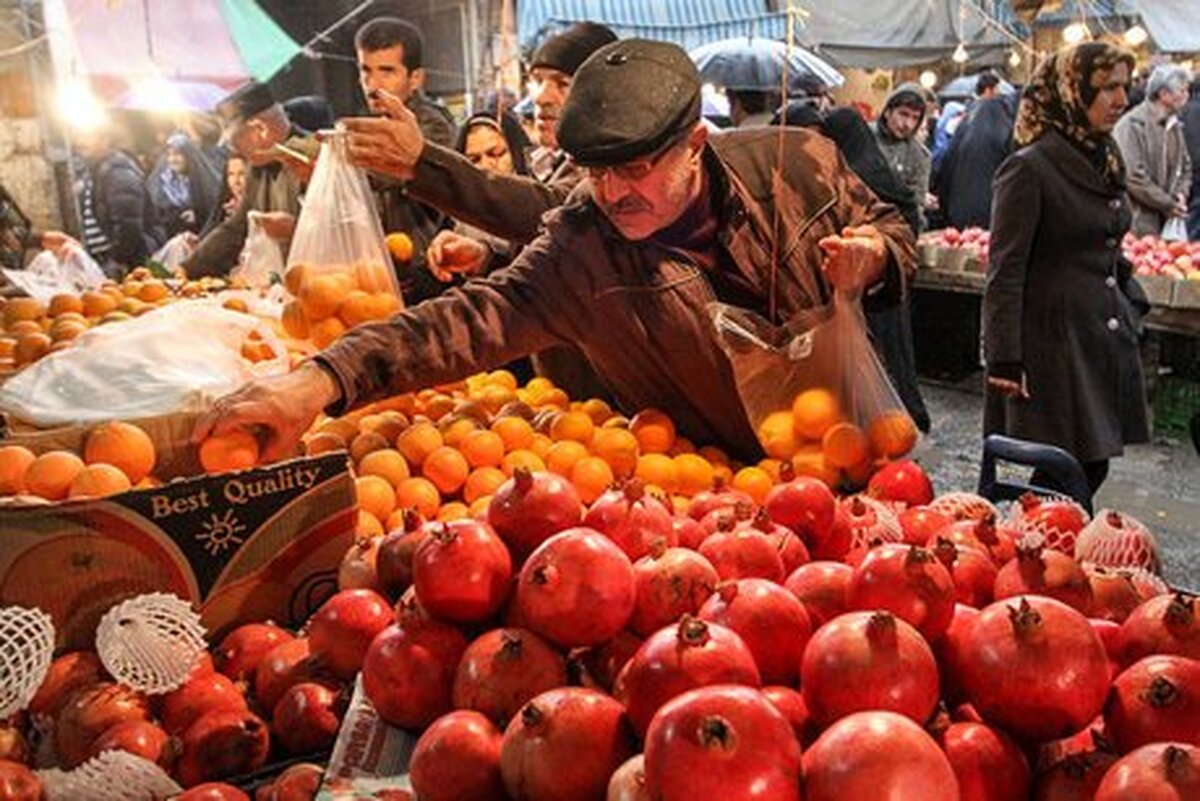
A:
[
  {"left": 0, "top": 303, "right": 288, "bottom": 426},
  {"left": 26, "top": 243, "right": 107, "bottom": 292},
  {"left": 231, "top": 212, "right": 285, "bottom": 289},
  {"left": 709, "top": 291, "right": 918, "bottom": 486},
  {"left": 282, "top": 129, "right": 402, "bottom": 348}
]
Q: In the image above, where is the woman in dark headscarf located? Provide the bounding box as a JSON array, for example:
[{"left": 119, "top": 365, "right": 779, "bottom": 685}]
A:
[
  {"left": 147, "top": 132, "right": 221, "bottom": 238},
  {"left": 936, "top": 91, "right": 1020, "bottom": 229},
  {"left": 984, "top": 42, "right": 1149, "bottom": 501}
]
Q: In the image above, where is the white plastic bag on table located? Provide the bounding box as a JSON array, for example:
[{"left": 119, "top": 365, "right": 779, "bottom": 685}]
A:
[
  {"left": 0, "top": 302, "right": 288, "bottom": 427},
  {"left": 709, "top": 290, "right": 918, "bottom": 488},
  {"left": 282, "top": 128, "right": 402, "bottom": 348},
  {"left": 231, "top": 212, "right": 285, "bottom": 289},
  {"left": 18, "top": 244, "right": 106, "bottom": 295},
  {"left": 151, "top": 234, "right": 195, "bottom": 274}
]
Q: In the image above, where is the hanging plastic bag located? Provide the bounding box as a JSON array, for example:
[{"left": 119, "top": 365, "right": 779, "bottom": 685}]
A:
[
  {"left": 1161, "top": 216, "right": 1188, "bottom": 242},
  {"left": 709, "top": 291, "right": 918, "bottom": 489},
  {"left": 282, "top": 129, "right": 402, "bottom": 348},
  {"left": 0, "top": 302, "right": 288, "bottom": 427},
  {"left": 151, "top": 233, "right": 196, "bottom": 275},
  {"left": 231, "top": 212, "right": 285, "bottom": 289}
]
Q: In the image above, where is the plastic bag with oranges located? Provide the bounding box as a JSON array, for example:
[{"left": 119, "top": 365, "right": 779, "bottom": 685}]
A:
[
  {"left": 281, "top": 129, "right": 402, "bottom": 348},
  {"left": 709, "top": 293, "right": 918, "bottom": 490},
  {"left": 230, "top": 213, "right": 284, "bottom": 289}
]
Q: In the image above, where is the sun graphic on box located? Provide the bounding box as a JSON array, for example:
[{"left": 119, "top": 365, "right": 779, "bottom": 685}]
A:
[{"left": 196, "top": 509, "right": 248, "bottom": 556}]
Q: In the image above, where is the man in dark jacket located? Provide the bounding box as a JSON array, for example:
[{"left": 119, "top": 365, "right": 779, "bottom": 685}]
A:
[
  {"left": 1183, "top": 76, "right": 1200, "bottom": 240},
  {"left": 196, "top": 40, "right": 916, "bottom": 463},
  {"left": 874, "top": 84, "right": 933, "bottom": 231},
  {"left": 936, "top": 92, "right": 1019, "bottom": 230}
]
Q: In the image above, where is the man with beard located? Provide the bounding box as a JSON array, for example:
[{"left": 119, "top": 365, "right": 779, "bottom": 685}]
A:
[{"left": 197, "top": 40, "right": 916, "bottom": 464}]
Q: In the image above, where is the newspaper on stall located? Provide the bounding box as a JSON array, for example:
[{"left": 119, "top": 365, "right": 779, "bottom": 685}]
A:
[{"left": 318, "top": 676, "right": 418, "bottom": 800}]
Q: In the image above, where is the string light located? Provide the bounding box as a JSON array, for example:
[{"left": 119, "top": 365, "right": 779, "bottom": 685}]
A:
[
  {"left": 919, "top": 71, "right": 938, "bottom": 90},
  {"left": 1063, "top": 23, "right": 1090, "bottom": 45},
  {"left": 1123, "top": 25, "right": 1148, "bottom": 47},
  {"left": 952, "top": 43, "right": 969, "bottom": 64},
  {"left": 1009, "top": 50, "right": 1021, "bottom": 68},
  {"left": 56, "top": 80, "right": 106, "bottom": 130}
]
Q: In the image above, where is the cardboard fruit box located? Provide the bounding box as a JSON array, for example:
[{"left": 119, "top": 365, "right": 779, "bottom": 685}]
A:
[{"left": 0, "top": 411, "right": 357, "bottom": 649}]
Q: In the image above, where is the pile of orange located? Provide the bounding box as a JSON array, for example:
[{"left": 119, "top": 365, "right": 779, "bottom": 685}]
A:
[
  {"left": 756, "top": 388, "right": 918, "bottom": 490},
  {"left": 0, "top": 420, "right": 158, "bottom": 502},
  {"left": 280, "top": 262, "right": 402, "bottom": 349}
]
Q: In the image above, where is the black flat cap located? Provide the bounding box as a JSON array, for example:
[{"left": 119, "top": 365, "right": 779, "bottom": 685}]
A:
[
  {"left": 215, "top": 81, "right": 276, "bottom": 126},
  {"left": 530, "top": 22, "right": 617, "bottom": 77},
  {"left": 558, "top": 39, "right": 701, "bottom": 167}
]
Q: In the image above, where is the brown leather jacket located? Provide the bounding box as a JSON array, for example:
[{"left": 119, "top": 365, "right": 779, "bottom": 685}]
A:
[{"left": 317, "top": 128, "right": 916, "bottom": 459}]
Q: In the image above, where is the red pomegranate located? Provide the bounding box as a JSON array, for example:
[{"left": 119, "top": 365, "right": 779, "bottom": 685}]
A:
[
  {"left": 764, "top": 476, "right": 836, "bottom": 546},
  {"left": 959, "top": 596, "right": 1110, "bottom": 742},
  {"left": 800, "top": 610, "right": 939, "bottom": 727},
  {"left": 848, "top": 543, "right": 956, "bottom": 639},
  {"left": 28, "top": 651, "right": 104, "bottom": 718},
  {"left": 214, "top": 622, "right": 294, "bottom": 684},
  {"left": 607, "top": 754, "right": 650, "bottom": 801},
  {"left": 898, "top": 506, "right": 954, "bottom": 545},
  {"left": 761, "top": 685, "right": 814, "bottom": 746},
  {"left": 937, "top": 721, "right": 1031, "bottom": 801},
  {"left": 698, "top": 579, "right": 812, "bottom": 686},
  {"left": 488, "top": 468, "right": 584, "bottom": 560},
  {"left": 934, "top": 604, "right": 980, "bottom": 703},
  {"left": 1124, "top": 566, "right": 1170, "bottom": 601},
  {"left": 936, "top": 514, "right": 1018, "bottom": 566},
  {"left": 307, "top": 588, "right": 393, "bottom": 679},
  {"left": 672, "top": 516, "right": 707, "bottom": 551},
  {"left": 0, "top": 720, "right": 29, "bottom": 765},
  {"left": 54, "top": 682, "right": 152, "bottom": 768},
  {"left": 629, "top": 542, "right": 719, "bottom": 637},
  {"left": 175, "top": 783, "right": 250, "bottom": 801},
  {"left": 1075, "top": 510, "right": 1161, "bottom": 573},
  {"left": 1116, "top": 592, "right": 1200, "bottom": 666},
  {"left": 271, "top": 682, "right": 343, "bottom": 755},
  {"left": 735, "top": 509, "right": 810, "bottom": 572},
  {"left": 1011, "top": 493, "right": 1090, "bottom": 555},
  {"left": 697, "top": 503, "right": 756, "bottom": 540},
  {"left": 783, "top": 561, "right": 852, "bottom": 626},
  {"left": 617, "top": 616, "right": 761, "bottom": 737},
  {"left": 88, "top": 720, "right": 173, "bottom": 766},
  {"left": 811, "top": 502, "right": 853, "bottom": 560},
  {"left": 698, "top": 523, "right": 785, "bottom": 583},
  {"left": 361, "top": 606, "right": 468, "bottom": 730},
  {"left": 254, "top": 637, "right": 329, "bottom": 713},
  {"left": 840, "top": 495, "right": 903, "bottom": 551},
  {"left": 644, "top": 685, "right": 802, "bottom": 801},
  {"left": 260, "top": 763, "right": 323, "bottom": 801},
  {"left": 932, "top": 538, "right": 998, "bottom": 608},
  {"left": 576, "top": 631, "right": 644, "bottom": 693},
  {"left": 1104, "top": 655, "right": 1200, "bottom": 752},
  {"left": 412, "top": 519, "right": 513, "bottom": 622},
  {"left": 338, "top": 536, "right": 382, "bottom": 592},
  {"left": 410, "top": 711, "right": 505, "bottom": 801},
  {"left": 375, "top": 509, "right": 428, "bottom": 597},
  {"left": 1033, "top": 750, "right": 1118, "bottom": 801},
  {"left": 1090, "top": 618, "right": 1123, "bottom": 678},
  {"left": 499, "top": 688, "right": 635, "bottom": 801},
  {"left": 687, "top": 478, "right": 753, "bottom": 522},
  {"left": 584, "top": 480, "right": 677, "bottom": 560},
  {"left": 1086, "top": 566, "right": 1143, "bottom": 623},
  {"left": 1094, "top": 743, "right": 1200, "bottom": 801},
  {"left": 0, "top": 761, "right": 41, "bottom": 801},
  {"left": 993, "top": 540, "right": 1094, "bottom": 615},
  {"left": 176, "top": 709, "right": 270, "bottom": 787},
  {"left": 515, "top": 527, "right": 636, "bottom": 648},
  {"left": 802, "top": 710, "right": 959, "bottom": 801},
  {"left": 162, "top": 672, "right": 248, "bottom": 735},
  {"left": 927, "top": 492, "right": 999, "bottom": 523},
  {"left": 867, "top": 459, "right": 934, "bottom": 508},
  {"left": 452, "top": 628, "right": 568, "bottom": 727}
]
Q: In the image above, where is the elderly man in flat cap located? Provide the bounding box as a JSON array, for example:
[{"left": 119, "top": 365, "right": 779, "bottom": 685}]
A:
[{"left": 196, "top": 40, "right": 916, "bottom": 463}]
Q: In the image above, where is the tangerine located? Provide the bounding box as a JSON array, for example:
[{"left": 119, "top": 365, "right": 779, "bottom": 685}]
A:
[
  {"left": 732, "top": 466, "right": 774, "bottom": 505},
  {"left": 821, "top": 422, "right": 870, "bottom": 470},
  {"left": 357, "top": 449, "right": 410, "bottom": 488},
  {"left": 422, "top": 446, "right": 470, "bottom": 494},
  {"left": 463, "top": 466, "right": 507, "bottom": 504},
  {"left": 501, "top": 449, "right": 545, "bottom": 476},
  {"left": 630, "top": 409, "right": 676, "bottom": 454},
  {"left": 791, "top": 448, "right": 840, "bottom": 488},
  {"left": 571, "top": 456, "right": 614, "bottom": 504},
  {"left": 792, "top": 388, "right": 843, "bottom": 441},
  {"left": 68, "top": 463, "right": 132, "bottom": 499},
  {"left": 385, "top": 233, "right": 414, "bottom": 263},
  {"left": 309, "top": 316, "right": 347, "bottom": 349},
  {"left": 441, "top": 417, "right": 481, "bottom": 449},
  {"left": 356, "top": 475, "right": 396, "bottom": 521},
  {"left": 13, "top": 333, "right": 51, "bottom": 367},
  {"left": 549, "top": 411, "right": 594, "bottom": 444},
  {"left": 281, "top": 301, "right": 310, "bottom": 340},
  {"left": 491, "top": 416, "right": 535, "bottom": 452},
  {"left": 460, "top": 430, "right": 505, "bottom": 468},
  {"left": 48, "top": 294, "right": 84, "bottom": 317},
  {"left": 867, "top": 410, "right": 919, "bottom": 459},
  {"left": 198, "top": 430, "right": 260, "bottom": 473},
  {"left": 395, "top": 477, "right": 441, "bottom": 519},
  {"left": 0, "top": 445, "right": 36, "bottom": 495},
  {"left": 84, "top": 421, "right": 156, "bottom": 484},
  {"left": 673, "top": 453, "right": 715, "bottom": 497},
  {"left": 357, "top": 510, "right": 385, "bottom": 538},
  {"left": 24, "top": 450, "right": 85, "bottom": 500},
  {"left": 757, "top": 410, "right": 797, "bottom": 460},
  {"left": 545, "top": 440, "right": 589, "bottom": 477},
  {"left": 436, "top": 502, "right": 470, "bottom": 522},
  {"left": 300, "top": 274, "right": 351, "bottom": 321},
  {"left": 635, "top": 453, "right": 679, "bottom": 495},
  {"left": 305, "top": 432, "right": 347, "bottom": 456},
  {"left": 590, "top": 427, "right": 639, "bottom": 479},
  {"left": 338, "top": 291, "right": 375, "bottom": 328}
]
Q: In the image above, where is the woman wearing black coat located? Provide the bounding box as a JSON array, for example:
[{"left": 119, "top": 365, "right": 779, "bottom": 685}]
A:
[{"left": 984, "top": 42, "right": 1150, "bottom": 499}]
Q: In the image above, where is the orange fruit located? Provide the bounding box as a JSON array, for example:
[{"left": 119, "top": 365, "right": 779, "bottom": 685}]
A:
[
  {"left": 48, "top": 294, "right": 84, "bottom": 317},
  {"left": 397, "top": 422, "right": 443, "bottom": 467},
  {"left": 792, "top": 388, "right": 843, "bottom": 441},
  {"left": 673, "top": 453, "right": 715, "bottom": 497},
  {"left": 4, "top": 297, "right": 44, "bottom": 327},
  {"left": 758, "top": 458, "right": 784, "bottom": 483},
  {"left": 7, "top": 320, "right": 42, "bottom": 337},
  {"left": 284, "top": 263, "right": 309, "bottom": 296},
  {"left": 580, "top": 398, "right": 613, "bottom": 425},
  {"left": 590, "top": 427, "right": 639, "bottom": 480},
  {"left": 386, "top": 233, "right": 414, "bottom": 263},
  {"left": 300, "top": 274, "right": 351, "bottom": 321},
  {"left": 198, "top": 430, "right": 260, "bottom": 474},
  {"left": 360, "top": 412, "right": 409, "bottom": 443},
  {"left": 281, "top": 301, "right": 310, "bottom": 340},
  {"left": 395, "top": 476, "right": 441, "bottom": 519},
  {"left": 222, "top": 298, "right": 249, "bottom": 313},
  {"left": 792, "top": 448, "right": 840, "bottom": 488},
  {"left": 464, "top": 466, "right": 507, "bottom": 505},
  {"left": 357, "top": 449, "right": 410, "bottom": 488},
  {"left": 122, "top": 280, "right": 143, "bottom": 297},
  {"left": 422, "top": 446, "right": 470, "bottom": 494},
  {"left": 0, "top": 445, "right": 36, "bottom": 495},
  {"left": 712, "top": 462, "right": 734, "bottom": 486},
  {"left": 549, "top": 411, "right": 594, "bottom": 444},
  {"left": 545, "top": 440, "right": 588, "bottom": 477},
  {"left": 24, "top": 450, "right": 85, "bottom": 500},
  {"left": 357, "top": 510, "right": 385, "bottom": 538},
  {"left": 529, "top": 433, "right": 554, "bottom": 459},
  {"left": 441, "top": 417, "right": 481, "bottom": 449},
  {"left": 338, "top": 291, "right": 375, "bottom": 328},
  {"left": 485, "top": 370, "right": 519, "bottom": 391},
  {"left": 867, "top": 410, "right": 919, "bottom": 459},
  {"left": 422, "top": 394, "right": 456, "bottom": 422},
  {"left": 460, "top": 430, "right": 506, "bottom": 468},
  {"left": 356, "top": 474, "right": 396, "bottom": 521},
  {"left": 366, "top": 292, "right": 401, "bottom": 321},
  {"left": 630, "top": 409, "right": 676, "bottom": 454},
  {"left": 50, "top": 319, "right": 88, "bottom": 343},
  {"left": 468, "top": 495, "right": 493, "bottom": 519},
  {"left": 698, "top": 446, "right": 730, "bottom": 466},
  {"left": 305, "top": 431, "right": 347, "bottom": 456},
  {"left": 350, "top": 431, "right": 390, "bottom": 464},
  {"left": 437, "top": 502, "right": 470, "bottom": 522},
  {"left": 668, "top": 437, "right": 696, "bottom": 457},
  {"left": 821, "top": 422, "right": 870, "bottom": 470},
  {"left": 317, "top": 418, "right": 359, "bottom": 443},
  {"left": 356, "top": 262, "right": 394, "bottom": 293},
  {"left": 502, "top": 449, "right": 546, "bottom": 476},
  {"left": 81, "top": 291, "right": 119, "bottom": 318},
  {"left": 309, "top": 316, "right": 347, "bottom": 349},
  {"left": 732, "top": 466, "right": 774, "bottom": 505},
  {"left": 635, "top": 453, "right": 679, "bottom": 495},
  {"left": 13, "top": 333, "right": 51, "bottom": 367},
  {"left": 68, "top": 463, "right": 132, "bottom": 499},
  {"left": 137, "top": 280, "right": 168, "bottom": 302},
  {"left": 491, "top": 416, "right": 535, "bottom": 452},
  {"left": 0, "top": 337, "right": 16, "bottom": 358},
  {"left": 757, "top": 411, "right": 797, "bottom": 460},
  {"left": 571, "top": 456, "right": 614, "bottom": 504},
  {"left": 84, "top": 421, "right": 156, "bottom": 484}
]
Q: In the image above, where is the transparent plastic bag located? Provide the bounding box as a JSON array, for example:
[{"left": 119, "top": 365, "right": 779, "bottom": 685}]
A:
[
  {"left": 709, "top": 292, "right": 918, "bottom": 489},
  {"left": 282, "top": 129, "right": 402, "bottom": 348},
  {"left": 24, "top": 244, "right": 106, "bottom": 294},
  {"left": 231, "top": 212, "right": 285, "bottom": 289},
  {"left": 0, "top": 302, "right": 288, "bottom": 427},
  {"left": 151, "top": 234, "right": 195, "bottom": 275},
  {"left": 1161, "top": 216, "right": 1188, "bottom": 242}
]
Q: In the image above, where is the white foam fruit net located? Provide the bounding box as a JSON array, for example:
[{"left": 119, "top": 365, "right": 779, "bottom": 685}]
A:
[
  {"left": 95, "top": 593, "right": 207, "bottom": 694},
  {"left": 0, "top": 605, "right": 55, "bottom": 717},
  {"left": 927, "top": 492, "right": 999, "bottom": 523},
  {"left": 845, "top": 495, "right": 904, "bottom": 551},
  {"left": 38, "top": 750, "right": 182, "bottom": 800},
  {"left": 1074, "top": 510, "right": 1162, "bottom": 574},
  {"left": 1007, "top": 496, "right": 1091, "bottom": 555}
]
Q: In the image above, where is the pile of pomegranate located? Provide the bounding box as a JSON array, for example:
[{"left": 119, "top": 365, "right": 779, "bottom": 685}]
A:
[
  {"left": 3, "top": 459, "right": 1195, "bottom": 801},
  {"left": 1124, "top": 233, "right": 1200, "bottom": 281},
  {"left": 922, "top": 227, "right": 991, "bottom": 266}
]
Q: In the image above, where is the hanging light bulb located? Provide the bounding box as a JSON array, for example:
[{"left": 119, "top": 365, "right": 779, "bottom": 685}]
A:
[
  {"left": 1123, "top": 25, "right": 1149, "bottom": 47},
  {"left": 919, "top": 70, "right": 938, "bottom": 90},
  {"left": 1063, "top": 23, "right": 1090, "bottom": 45},
  {"left": 57, "top": 80, "right": 106, "bottom": 131},
  {"left": 1009, "top": 50, "right": 1022, "bottom": 68},
  {"left": 952, "top": 43, "right": 969, "bottom": 64}
]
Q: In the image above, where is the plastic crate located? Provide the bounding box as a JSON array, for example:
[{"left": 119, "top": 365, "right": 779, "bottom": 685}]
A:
[{"left": 1153, "top": 375, "right": 1200, "bottom": 436}]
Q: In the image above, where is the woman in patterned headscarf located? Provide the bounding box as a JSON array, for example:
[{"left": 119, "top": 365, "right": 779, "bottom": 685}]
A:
[{"left": 983, "top": 42, "right": 1149, "bottom": 503}]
